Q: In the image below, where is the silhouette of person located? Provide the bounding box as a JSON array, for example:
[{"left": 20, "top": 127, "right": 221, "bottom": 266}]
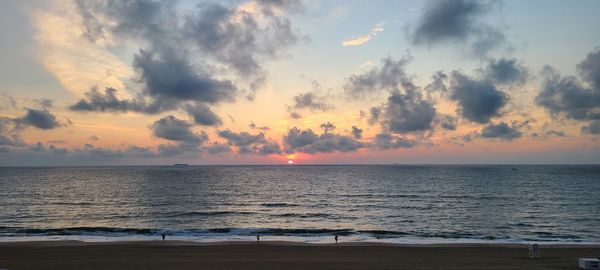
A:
[
  {"left": 257, "top": 235, "right": 260, "bottom": 241},
  {"left": 161, "top": 232, "right": 166, "bottom": 240},
  {"left": 334, "top": 235, "right": 338, "bottom": 243}
]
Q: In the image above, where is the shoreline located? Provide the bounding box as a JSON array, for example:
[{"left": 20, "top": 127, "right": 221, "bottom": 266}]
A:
[
  {"left": 1, "top": 240, "right": 599, "bottom": 270},
  {"left": 2, "top": 239, "right": 600, "bottom": 248}
]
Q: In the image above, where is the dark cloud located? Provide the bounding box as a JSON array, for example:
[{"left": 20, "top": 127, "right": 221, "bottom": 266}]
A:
[
  {"left": 289, "top": 111, "right": 302, "bottom": 119},
  {"left": 536, "top": 49, "right": 600, "bottom": 128},
  {"left": 409, "top": 0, "right": 505, "bottom": 56},
  {"left": 545, "top": 130, "right": 566, "bottom": 137},
  {"left": 72, "top": 0, "right": 303, "bottom": 118},
  {"left": 344, "top": 57, "right": 411, "bottom": 97},
  {"left": 151, "top": 116, "right": 207, "bottom": 143},
  {"left": 577, "top": 48, "right": 600, "bottom": 88},
  {"left": 133, "top": 49, "right": 237, "bottom": 104},
  {"left": 183, "top": 1, "right": 302, "bottom": 80},
  {"left": 582, "top": 121, "right": 600, "bottom": 135},
  {"left": 372, "top": 86, "right": 437, "bottom": 133},
  {"left": 482, "top": 58, "right": 529, "bottom": 85},
  {"left": 283, "top": 127, "right": 363, "bottom": 154},
  {"left": 218, "top": 129, "right": 282, "bottom": 155},
  {"left": 70, "top": 87, "right": 151, "bottom": 113},
  {"left": 438, "top": 115, "right": 457, "bottom": 130},
  {"left": 18, "top": 109, "right": 62, "bottom": 130},
  {"left": 254, "top": 141, "right": 283, "bottom": 156},
  {"left": 450, "top": 71, "right": 508, "bottom": 123},
  {"left": 481, "top": 122, "right": 522, "bottom": 141},
  {"left": 249, "top": 121, "right": 270, "bottom": 131},
  {"left": 218, "top": 129, "right": 265, "bottom": 147},
  {"left": 351, "top": 126, "right": 363, "bottom": 139},
  {"left": 368, "top": 107, "right": 382, "bottom": 125},
  {"left": 282, "top": 127, "right": 317, "bottom": 151},
  {"left": 536, "top": 65, "right": 600, "bottom": 121},
  {"left": 89, "top": 135, "right": 99, "bottom": 141},
  {"left": 291, "top": 92, "right": 332, "bottom": 111},
  {"left": 373, "top": 133, "right": 417, "bottom": 149},
  {"left": 204, "top": 142, "right": 232, "bottom": 154},
  {"left": 425, "top": 71, "right": 448, "bottom": 93},
  {"left": 184, "top": 103, "right": 222, "bottom": 126},
  {"left": 320, "top": 122, "right": 336, "bottom": 133}
]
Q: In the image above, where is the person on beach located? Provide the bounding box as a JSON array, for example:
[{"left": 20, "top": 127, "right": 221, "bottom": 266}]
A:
[
  {"left": 257, "top": 234, "right": 260, "bottom": 241},
  {"left": 161, "top": 232, "right": 166, "bottom": 240},
  {"left": 334, "top": 235, "right": 338, "bottom": 243}
]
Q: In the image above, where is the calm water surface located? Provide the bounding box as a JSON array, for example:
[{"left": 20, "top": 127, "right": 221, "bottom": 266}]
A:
[{"left": 0, "top": 165, "right": 599, "bottom": 243}]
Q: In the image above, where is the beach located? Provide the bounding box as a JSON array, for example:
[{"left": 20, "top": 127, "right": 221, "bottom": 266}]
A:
[{"left": 1, "top": 241, "right": 598, "bottom": 269}]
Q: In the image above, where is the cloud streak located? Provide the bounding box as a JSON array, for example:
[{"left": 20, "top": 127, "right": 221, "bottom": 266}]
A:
[{"left": 341, "top": 21, "right": 385, "bottom": 47}]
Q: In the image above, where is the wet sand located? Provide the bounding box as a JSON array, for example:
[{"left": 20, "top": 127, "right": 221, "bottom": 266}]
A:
[{"left": 0, "top": 241, "right": 598, "bottom": 269}]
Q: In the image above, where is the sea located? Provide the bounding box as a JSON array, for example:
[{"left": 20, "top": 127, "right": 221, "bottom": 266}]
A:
[{"left": 0, "top": 165, "right": 599, "bottom": 244}]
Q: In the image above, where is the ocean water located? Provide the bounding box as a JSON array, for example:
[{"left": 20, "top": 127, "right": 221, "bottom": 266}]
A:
[{"left": 0, "top": 165, "right": 599, "bottom": 244}]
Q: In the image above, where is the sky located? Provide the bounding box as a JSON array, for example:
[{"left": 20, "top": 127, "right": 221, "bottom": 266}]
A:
[{"left": 1, "top": 0, "right": 600, "bottom": 166}]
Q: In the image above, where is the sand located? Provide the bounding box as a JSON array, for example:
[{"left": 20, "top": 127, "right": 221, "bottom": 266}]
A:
[{"left": 0, "top": 241, "right": 598, "bottom": 269}]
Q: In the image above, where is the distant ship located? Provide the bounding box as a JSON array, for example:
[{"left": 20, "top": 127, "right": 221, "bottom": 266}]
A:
[{"left": 173, "top": 163, "right": 189, "bottom": 167}]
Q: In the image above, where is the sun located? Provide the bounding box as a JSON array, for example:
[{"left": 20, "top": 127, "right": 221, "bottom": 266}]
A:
[{"left": 287, "top": 160, "right": 294, "bottom": 165}]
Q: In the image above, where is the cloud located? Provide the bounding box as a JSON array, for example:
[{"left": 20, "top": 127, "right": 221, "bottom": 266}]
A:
[
  {"left": 151, "top": 116, "right": 207, "bottom": 143},
  {"left": 64, "top": 0, "right": 303, "bottom": 119},
  {"left": 289, "top": 111, "right": 302, "bottom": 119},
  {"left": 536, "top": 48, "right": 600, "bottom": 133},
  {"left": 320, "top": 121, "right": 336, "bottom": 133},
  {"left": 482, "top": 58, "right": 529, "bottom": 85},
  {"left": 184, "top": 103, "right": 223, "bottom": 126},
  {"left": 438, "top": 115, "right": 457, "bottom": 130},
  {"left": 291, "top": 92, "right": 333, "bottom": 111},
  {"left": 283, "top": 127, "right": 363, "bottom": 154},
  {"left": 204, "top": 142, "right": 232, "bottom": 154},
  {"left": 450, "top": 71, "right": 508, "bottom": 123},
  {"left": 183, "top": 1, "right": 303, "bottom": 80},
  {"left": 344, "top": 56, "right": 411, "bottom": 97},
  {"left": 218, "top": 129, "right": 282, "bottom": 155},
  {"left": 409, "top": 0, "right": 505, "bottom": 56},
  {"left": 545, "top": 130, "right": 565, "bottom": 137},
  {"left": 133, "top": 49, "right": 237, "bottom": 105},
  {"left": 368, "top": 107, "right": 382, "bottom": 125},
  {"left": 372, "top": 133, "right": 417, "bottom": 149},
  {"left": 249, "top": 121, "right": 270, "bottom": 131},
  {"left": 481, "top": 122, "right": 522, "bottom": 141},
  {"left": 18, "top": 109, "right": 63, "bottom": 130},
  {"left": 582, "top": 121, "right": 600, "bottom": 135},
  {"left": 0, "top": 141, "right": 162, "bottom": 166},
  {"left": 70, "top": 87, "right": 151, "bottom": 113},
  {"left": 536, "top": 64, "right": 600, "bottom": 122},
  {"left": 425, "top": 71, "right": 449, "bottom": 93},
  {"left": 371, "top": 85, "right": 437, "bottom": 133},
  {"left": 1, "top": 106, "right": 67, "bottom": 133},
  {"left": 577, "top": 48, "right": 600, "bottom": 89},
  {"left": 32, "top": 0, "right": 133, "bottom": 96},
  {"left": 351, "top": 126, "right": 363, "bottom": 139},
  {"left": 218, "top": 129, "right": 266, "bottom": 147},
  {"left": 341, "top": 21, "right": 385, "bottom": 47}
]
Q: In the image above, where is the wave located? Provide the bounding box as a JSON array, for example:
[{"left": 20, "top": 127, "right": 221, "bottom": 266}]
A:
[
  {"left": 164, "top": 211, "right": 254, "bottom": 218},
  {"left": 0, "top": 226, "right": 593, "bottom": 243},
  {"left": 260, "top": 202, "right": 299, "bottom": 207},
  {"left": 270, "top": 213, "right": 333, "bottom": 218}
]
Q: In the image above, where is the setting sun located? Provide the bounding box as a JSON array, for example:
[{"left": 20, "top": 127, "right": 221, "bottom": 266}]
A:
[{"left": 287, "top": 160, "right": 294, "bottom": 165}]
